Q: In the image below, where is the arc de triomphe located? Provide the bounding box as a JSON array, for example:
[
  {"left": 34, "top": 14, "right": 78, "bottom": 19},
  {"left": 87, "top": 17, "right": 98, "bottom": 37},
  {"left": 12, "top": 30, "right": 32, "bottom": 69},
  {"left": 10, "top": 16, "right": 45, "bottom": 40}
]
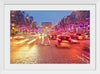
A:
[{"left": 42, "top": 22, "right": 52, "bottom": 33}]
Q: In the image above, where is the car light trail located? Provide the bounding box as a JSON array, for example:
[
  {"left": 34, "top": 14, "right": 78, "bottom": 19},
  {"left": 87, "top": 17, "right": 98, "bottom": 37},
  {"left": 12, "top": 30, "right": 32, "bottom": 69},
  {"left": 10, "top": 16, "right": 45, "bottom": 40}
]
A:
[
  {"left": 13, "top": 36, "right": 18, "bottom": 38},
  {"left": 10, "top": 37, "right": 12, "bottom": 39},
  {"left": 27, "top": 38, "right": 37, "bottom": 44},
  {"left": 13, "top": 36, "right": 24, "bottom": 39},
  {"left": 39, "top": 36, "right": 41, "bottom": 39},
  {"left": 16, "top": 39, "right": 29, "bottom": 44},
  {"left": 19, "top": 36, "right": 24, "bottom": 38}
]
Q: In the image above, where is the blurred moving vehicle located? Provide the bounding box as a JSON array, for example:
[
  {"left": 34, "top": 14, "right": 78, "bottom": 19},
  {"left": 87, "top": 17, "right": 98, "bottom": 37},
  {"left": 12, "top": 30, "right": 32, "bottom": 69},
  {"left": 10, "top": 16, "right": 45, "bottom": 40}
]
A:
[
  {"left": 31, "top": 32, "right": 36, "bottom": 35},
  {"left": 56, "top": 36, "right": 71, "bottom": 48},
  {"left": 84, "top": 35, "right": 89, "bottom": 40},
  {"left": 71, "top": 39, "right": 80, "bottom": 44},
  {"left": 13, "top": 32, "right": 25, "bottom": 40},
  {"left": 76, "top": 34, "right": 84, "bottom": 40},
  {"left": 49, "top": 34, "right": 57, "bottom": 40},
  {"left": 83, "top": 33, "right": 90, "bottom": 40},
  {"left": 70, "top": 33, "right": 90, "bottom": 40},
  {"left": 56, "top": 36, "right": 79, "bottom": 48},
  {"left": 70, "top": 33, "right": 77, "bottom": 39}
]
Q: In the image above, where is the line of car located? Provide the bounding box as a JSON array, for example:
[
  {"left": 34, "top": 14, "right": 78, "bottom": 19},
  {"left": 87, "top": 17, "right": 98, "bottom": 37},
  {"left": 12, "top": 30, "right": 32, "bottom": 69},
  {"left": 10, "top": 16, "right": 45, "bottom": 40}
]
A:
[{"left": 49, "top": 33, "right": 89, "bottom": 48}]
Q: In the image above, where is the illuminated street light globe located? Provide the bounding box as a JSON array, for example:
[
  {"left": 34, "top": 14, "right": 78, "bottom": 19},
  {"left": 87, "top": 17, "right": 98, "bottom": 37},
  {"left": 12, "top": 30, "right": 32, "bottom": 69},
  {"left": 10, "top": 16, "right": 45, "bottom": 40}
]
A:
[
  {"left": 26, "top": 16, "right": 29, "bottom": 19},
  {"left": 64, "top": 16, "right": 67, "bottom": 19},
  {"left": 12, "top": 10, "right": 15, "bottom": 13},
  {"left": 12, "top": 23, "right": 15, "bottom": 27}
]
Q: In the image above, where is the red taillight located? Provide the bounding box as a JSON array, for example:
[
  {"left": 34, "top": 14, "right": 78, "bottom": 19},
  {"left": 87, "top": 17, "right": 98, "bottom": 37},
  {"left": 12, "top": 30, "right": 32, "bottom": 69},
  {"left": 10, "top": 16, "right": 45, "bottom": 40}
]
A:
[
  {"left": 58, "top": 43, "right": 61, "bottom": 46},
  {"left": 78, "top": 36, "right": 83, "bottom": 39},
  {"left": 69, "top": 37, "right": 72, "bottom": 40}
]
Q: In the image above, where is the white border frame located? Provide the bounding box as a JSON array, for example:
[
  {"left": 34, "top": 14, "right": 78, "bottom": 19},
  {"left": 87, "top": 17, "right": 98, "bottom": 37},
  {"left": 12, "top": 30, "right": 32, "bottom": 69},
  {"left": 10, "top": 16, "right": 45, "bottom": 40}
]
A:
[
  {"left": 4, "top": 4, "right": 95, "bottom": 70},
  {"left": 0, "top": 0, "right": 100, "bottom": 74}
]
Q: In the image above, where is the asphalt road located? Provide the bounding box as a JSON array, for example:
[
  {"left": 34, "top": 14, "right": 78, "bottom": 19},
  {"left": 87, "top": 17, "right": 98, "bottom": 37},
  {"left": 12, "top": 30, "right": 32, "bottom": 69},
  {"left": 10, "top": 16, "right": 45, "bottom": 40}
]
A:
[{"left": 10, "top": 35, "right": 90, "bottom": 64}]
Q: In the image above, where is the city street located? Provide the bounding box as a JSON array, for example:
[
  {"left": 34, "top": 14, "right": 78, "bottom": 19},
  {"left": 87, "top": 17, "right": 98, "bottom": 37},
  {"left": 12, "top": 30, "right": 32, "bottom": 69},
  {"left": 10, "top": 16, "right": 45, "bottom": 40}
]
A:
[
  {"left": 10, "top": 34, "right": 90, "bottom": 64},
  {"left": 10, "top": 10, "right": 90, "bottom": 64}
]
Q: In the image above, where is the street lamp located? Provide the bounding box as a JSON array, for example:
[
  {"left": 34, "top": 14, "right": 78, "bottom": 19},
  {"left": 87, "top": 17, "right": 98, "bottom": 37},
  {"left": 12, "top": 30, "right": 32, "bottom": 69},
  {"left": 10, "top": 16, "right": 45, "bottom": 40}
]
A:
[
  {"left": 12, "top": 23, "right": 15, "bottom": 35},
  {"left": 64, "top": 16, "right": 67, "bottom": 19},
  {"left": 12, "top": 10, "right": 15, "bottom": 13},
  {"left": 12, "top": 23, "right": 15, "bottom": 27},
  {"left": 64, "top": 16, "right": 67, "bottom": 25},
  {"left": 26, "top": 16, "right": 29, "bottom": 19}
]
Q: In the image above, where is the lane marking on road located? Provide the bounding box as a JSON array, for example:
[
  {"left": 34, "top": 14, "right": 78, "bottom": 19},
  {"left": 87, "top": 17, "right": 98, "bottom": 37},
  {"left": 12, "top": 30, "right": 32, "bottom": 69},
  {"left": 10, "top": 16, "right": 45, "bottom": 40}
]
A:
[
  {"left": 14, "top": 36, "right": 24, "bottom": 39},
  {"left": 82, "top": 54, "right": 90, "bottom": 60},
  {"left": 16, "top": 39, "right": 29, "bottom": 44},
  {"left": 76, "top": 55, "right": 89, "bottom": 64},
  {"left": 27, "top": 38, "right": 37, "bottom": 44}
]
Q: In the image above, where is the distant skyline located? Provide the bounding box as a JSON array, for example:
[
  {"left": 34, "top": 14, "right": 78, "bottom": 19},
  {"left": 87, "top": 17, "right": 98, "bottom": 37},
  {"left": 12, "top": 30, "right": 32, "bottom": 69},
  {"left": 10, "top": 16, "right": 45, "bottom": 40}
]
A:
[{"left": 24, "top": 11, "right": 72, "bottom": 27}]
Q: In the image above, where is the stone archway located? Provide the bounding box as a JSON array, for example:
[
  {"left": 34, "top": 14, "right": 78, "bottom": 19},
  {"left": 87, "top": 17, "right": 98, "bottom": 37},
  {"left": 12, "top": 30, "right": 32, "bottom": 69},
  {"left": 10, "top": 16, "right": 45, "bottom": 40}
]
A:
[{"left": 42, "top": 22, "right": 52, "bottom": 33}]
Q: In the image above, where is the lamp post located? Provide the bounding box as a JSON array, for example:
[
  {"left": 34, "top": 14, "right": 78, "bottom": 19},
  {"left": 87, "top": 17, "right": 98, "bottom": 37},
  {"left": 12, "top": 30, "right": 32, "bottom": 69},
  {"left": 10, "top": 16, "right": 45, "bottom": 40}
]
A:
[
  {"left": 26, "top": 16, "right": 29, "bottom": 26},
  {"left": 26, "top": 16, "right": 29, "bottom": 19},
  {"left": 64, "top": 16, "right": 67, "bottom": 24},
  {"left": 12, "top": 23, "right": 15, "bottom": 35}
]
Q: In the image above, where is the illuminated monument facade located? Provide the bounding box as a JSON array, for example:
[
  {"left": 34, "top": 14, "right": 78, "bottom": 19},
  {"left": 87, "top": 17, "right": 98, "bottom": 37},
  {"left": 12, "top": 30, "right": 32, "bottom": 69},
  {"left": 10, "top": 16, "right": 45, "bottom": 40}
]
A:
[{"left": 42, "top": 22, "right": 52, "bottom": 33}]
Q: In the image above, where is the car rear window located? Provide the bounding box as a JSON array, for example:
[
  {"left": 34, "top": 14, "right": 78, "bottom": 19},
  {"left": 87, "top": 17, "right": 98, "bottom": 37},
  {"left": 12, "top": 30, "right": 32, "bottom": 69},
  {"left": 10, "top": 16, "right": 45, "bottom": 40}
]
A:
[
  {"left": 77, "top": 34, "right": 81, "bottom": 36},
  {"left": 59, "top": 36, "right": 70, "bottom": 40}
]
